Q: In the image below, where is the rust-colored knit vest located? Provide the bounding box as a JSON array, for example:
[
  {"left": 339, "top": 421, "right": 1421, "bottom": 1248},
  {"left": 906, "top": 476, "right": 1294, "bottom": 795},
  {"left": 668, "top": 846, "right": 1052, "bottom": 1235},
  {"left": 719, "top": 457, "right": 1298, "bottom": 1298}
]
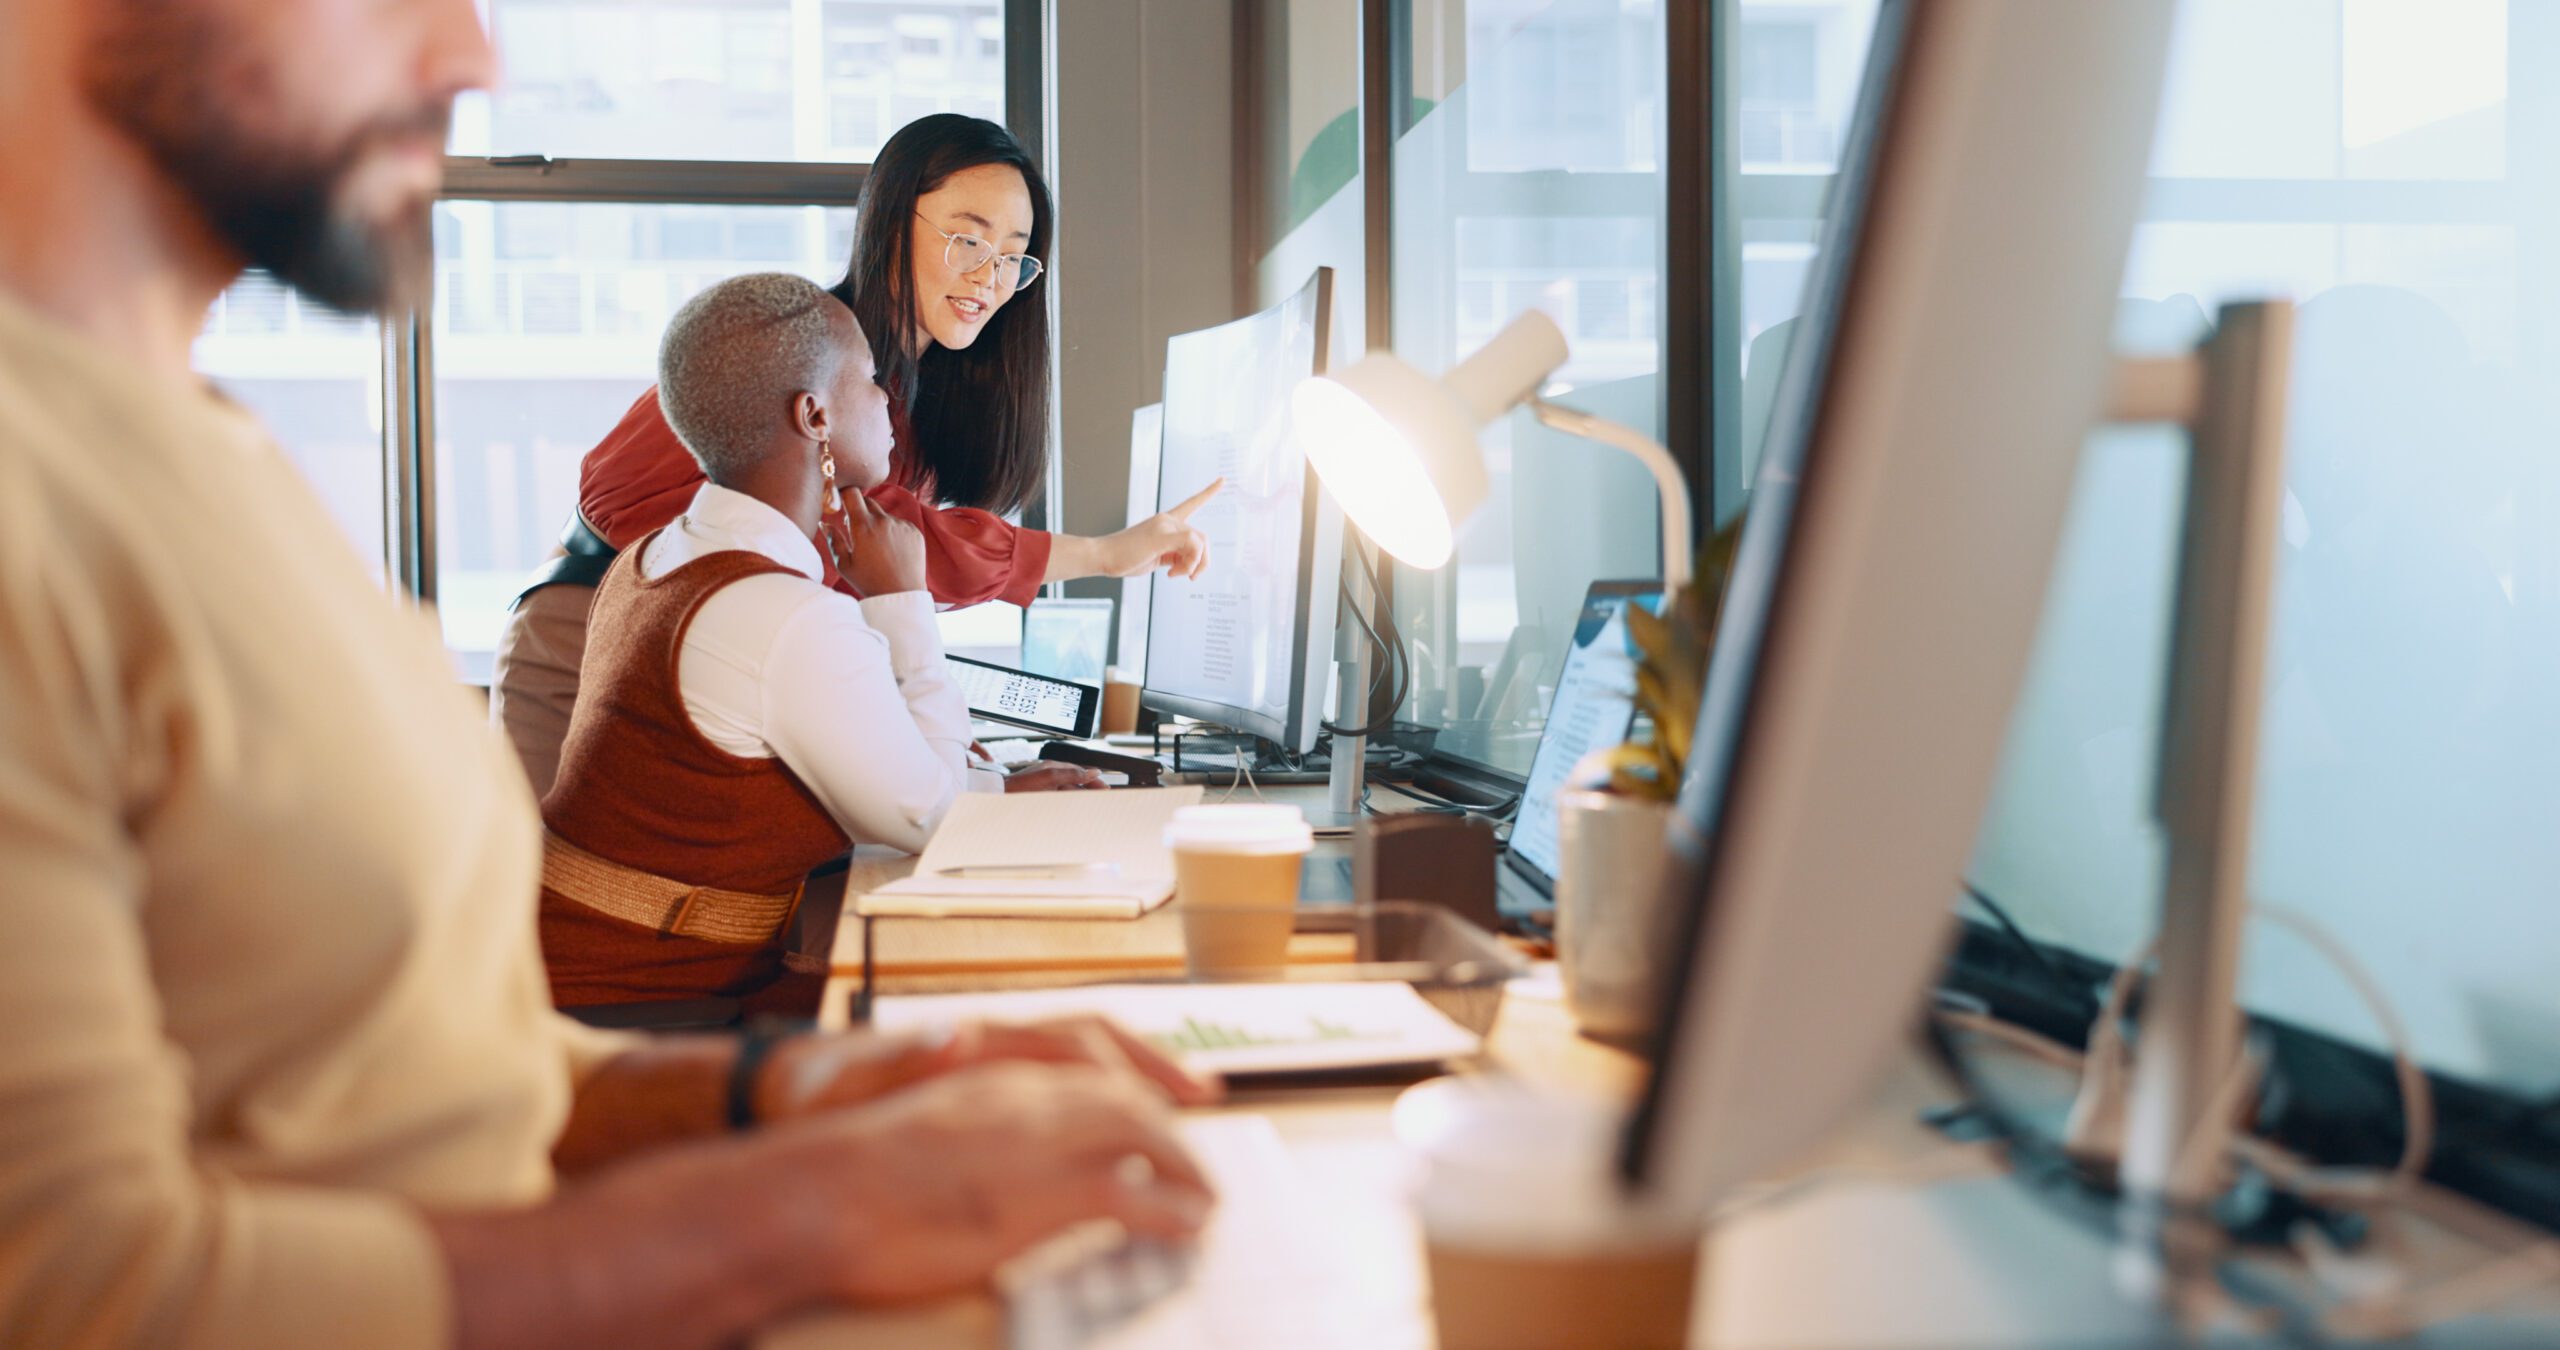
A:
[{"left": 538, "top": 535, "right": 850, "bottom": 1007}]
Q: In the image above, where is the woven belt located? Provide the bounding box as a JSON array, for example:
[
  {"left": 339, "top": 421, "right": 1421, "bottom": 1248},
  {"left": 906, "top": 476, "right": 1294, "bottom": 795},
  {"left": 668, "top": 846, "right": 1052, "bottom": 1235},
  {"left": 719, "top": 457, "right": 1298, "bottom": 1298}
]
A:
[{"left": 542, "top": 832, "right": 803, "bottom": 945}]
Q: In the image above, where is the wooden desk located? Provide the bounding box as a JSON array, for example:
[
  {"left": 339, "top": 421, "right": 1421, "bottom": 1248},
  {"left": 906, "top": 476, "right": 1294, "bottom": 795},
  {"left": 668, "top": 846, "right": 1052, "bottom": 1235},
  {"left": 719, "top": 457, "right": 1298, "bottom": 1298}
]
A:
[
  {"left": 776, "top": 784, "right": 1633, "bottom": 1348},
  {"left": 770, "top": 964, "right": 1641, "bottom": 1350},
  {"left": 776, "top": 787, "right": 2560, "bottom": 1347}
]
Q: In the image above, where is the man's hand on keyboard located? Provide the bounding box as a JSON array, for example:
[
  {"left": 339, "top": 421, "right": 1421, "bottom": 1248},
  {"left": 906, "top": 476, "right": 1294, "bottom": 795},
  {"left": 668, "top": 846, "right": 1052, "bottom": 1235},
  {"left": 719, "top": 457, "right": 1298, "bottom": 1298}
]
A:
[
  {"left": 1002, "top": 761, "right": 1108, "bottom": 792},
  {"left": 789, "top": 1063, "right": 1216, "bottom": 1303},
  {"left": 758, "top": 1015, "right": 1222, "bottom": 1122},
  {"left": 937, "top": 1015, "right": 1223, "bottom": 1106}
]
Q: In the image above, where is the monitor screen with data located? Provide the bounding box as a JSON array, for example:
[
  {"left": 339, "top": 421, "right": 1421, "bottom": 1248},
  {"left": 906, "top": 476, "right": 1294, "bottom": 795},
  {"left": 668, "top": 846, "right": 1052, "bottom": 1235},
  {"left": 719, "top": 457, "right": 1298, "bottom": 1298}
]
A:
[
  {"left": 1142, "top": 269, "right": 1339, "bottom": 752},
  {"left": 1507, "top": 583, "right": 1662, "bottom": 894},
  {"left": 949, "top": 656, "right": 1099, "bottom": 739}
]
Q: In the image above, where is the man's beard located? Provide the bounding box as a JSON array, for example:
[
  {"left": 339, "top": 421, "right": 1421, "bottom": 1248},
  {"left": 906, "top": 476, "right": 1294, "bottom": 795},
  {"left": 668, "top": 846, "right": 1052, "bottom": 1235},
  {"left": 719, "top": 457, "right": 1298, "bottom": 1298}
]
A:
[{"left": 78, "top": 5, "right": 448, "bottom": 315}]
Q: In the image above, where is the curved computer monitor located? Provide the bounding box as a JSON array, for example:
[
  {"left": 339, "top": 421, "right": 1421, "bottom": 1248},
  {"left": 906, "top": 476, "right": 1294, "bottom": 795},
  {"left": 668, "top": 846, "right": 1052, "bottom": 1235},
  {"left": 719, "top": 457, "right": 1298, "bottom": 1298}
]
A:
[
  {"left": 1623, "top": 1, "right": 2176, "bottom": 1205},
  {"left": 1140, "top": 268, "right": 1342, "bottom": 754}
]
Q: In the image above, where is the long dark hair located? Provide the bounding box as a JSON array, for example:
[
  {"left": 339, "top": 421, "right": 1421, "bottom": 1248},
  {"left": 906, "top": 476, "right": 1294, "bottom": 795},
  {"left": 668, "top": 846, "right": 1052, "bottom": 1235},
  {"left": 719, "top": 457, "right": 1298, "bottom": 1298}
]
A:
[{"left": 831, "top": 114, "right": 1053, "bottom": 515}]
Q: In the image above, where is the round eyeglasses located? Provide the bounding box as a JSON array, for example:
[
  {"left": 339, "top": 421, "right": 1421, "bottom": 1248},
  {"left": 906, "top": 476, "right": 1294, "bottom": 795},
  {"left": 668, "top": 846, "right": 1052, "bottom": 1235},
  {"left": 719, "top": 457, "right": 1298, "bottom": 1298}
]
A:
[{"left": 917, "top": 214, "right": 1043, "bottom": 291}]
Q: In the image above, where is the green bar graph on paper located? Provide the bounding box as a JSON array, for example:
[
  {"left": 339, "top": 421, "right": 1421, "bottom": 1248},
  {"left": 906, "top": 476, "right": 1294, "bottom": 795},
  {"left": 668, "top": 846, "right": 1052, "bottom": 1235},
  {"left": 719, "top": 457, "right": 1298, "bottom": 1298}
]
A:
[{"left": 1150, "top": 1013, "right": 1386, "bottom": 1056}]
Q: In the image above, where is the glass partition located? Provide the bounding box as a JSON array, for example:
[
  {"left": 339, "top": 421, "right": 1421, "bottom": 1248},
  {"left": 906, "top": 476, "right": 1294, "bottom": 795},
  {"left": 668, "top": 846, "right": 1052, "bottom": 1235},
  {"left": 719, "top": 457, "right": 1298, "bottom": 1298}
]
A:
[
  {"left": 453, "top": 0, "right": 1005, "bottom": 163},
  {"left": 1972, "top": 0, "right": 2560, "bottom": 1098}
]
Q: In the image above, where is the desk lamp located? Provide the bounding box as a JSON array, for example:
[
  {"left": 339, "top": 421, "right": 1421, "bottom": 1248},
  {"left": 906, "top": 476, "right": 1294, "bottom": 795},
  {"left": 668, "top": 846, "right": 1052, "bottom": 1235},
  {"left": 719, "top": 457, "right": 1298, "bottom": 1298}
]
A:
[
  {"left": 1292, "top": 309, "right": 1695, "bottom": 595},
  {"left": 1289, "top": 309, "right": 1693, "bottom": 823}
]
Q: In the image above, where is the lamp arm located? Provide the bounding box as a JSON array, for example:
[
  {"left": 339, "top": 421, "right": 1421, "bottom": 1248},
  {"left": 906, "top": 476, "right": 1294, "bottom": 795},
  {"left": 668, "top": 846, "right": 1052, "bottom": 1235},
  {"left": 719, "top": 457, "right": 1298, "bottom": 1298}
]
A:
[{"left": 1528, "top": 398, "right": 1694, "bottom": 595}]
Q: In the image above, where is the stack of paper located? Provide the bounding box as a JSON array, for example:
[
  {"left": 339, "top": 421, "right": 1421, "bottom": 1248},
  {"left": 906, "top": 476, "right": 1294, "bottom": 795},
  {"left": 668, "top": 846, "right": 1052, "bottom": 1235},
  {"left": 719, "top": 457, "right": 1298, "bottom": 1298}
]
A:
[{"left": 858, "top": 787, "right": 1205, "bottom": 920}]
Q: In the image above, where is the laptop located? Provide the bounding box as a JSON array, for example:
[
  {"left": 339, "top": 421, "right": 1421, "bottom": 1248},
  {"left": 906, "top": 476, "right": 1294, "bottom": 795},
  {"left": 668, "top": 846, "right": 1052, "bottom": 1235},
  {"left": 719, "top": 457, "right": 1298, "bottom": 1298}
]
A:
[
  {"left": 1496, "top": 581, "right": 1663, "bottom": 919},
  {"left": 1296, "top": 581, "right": 1661, "bottom": 916}
]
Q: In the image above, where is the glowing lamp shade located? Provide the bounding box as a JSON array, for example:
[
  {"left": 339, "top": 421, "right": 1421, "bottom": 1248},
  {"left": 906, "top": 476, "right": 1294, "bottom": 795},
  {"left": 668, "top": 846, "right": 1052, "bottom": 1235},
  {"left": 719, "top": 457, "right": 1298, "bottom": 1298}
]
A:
[
  {"left": 1293, "top": 361, "right": 1480, "bottom": 567},
  {"left": 1293, "top": 310, "right": 1571, "bottom": 569}
]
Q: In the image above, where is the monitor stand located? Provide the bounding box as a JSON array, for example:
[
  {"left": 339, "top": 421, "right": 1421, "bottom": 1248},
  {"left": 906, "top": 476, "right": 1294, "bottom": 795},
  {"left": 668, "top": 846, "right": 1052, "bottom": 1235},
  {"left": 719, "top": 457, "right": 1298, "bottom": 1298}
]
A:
[
  {"left": 1315, "top": 535, "right": 1384, "bottom": 836},
  {"left": 2110, "top": 302, "right": 2292, "bottom": 1326},
  {"left": 1308, "top": 726, "right": 1362, "bottom": 835}
]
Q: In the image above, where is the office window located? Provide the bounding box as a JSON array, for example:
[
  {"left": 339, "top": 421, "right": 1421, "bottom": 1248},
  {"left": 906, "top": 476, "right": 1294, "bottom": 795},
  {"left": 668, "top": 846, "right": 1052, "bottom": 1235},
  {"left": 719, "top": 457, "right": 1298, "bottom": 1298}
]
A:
[
  {"left": 1972, "top": 0, "right": 2560, "bottom": 1095},
  {"left": 407, "top": 0, "right": 1027, "bottom": 677},
  {"left": 194, "top": 275, "right": 387, "bottom": 582},
  {"left": 454, "top": 1, "right": 1003, "bottom": 163},
  {"left": 1730, "top": 0, "right": 1884, "bottom": 497},
  {"left": 429, "top": 203, "right": 855, "bottom": 678},
  {"left": 1737, "top": 21, "right": 1821, "bottom": 164},
  {"left": 1375, "top": 0, "right": 1663, "bottom": 774},
  {"left": 1250, "top": 0, "right": 1363, "bottom": 255},
  {"left": 1376, "top": 0, "right": 1882, "bottom": 777}
]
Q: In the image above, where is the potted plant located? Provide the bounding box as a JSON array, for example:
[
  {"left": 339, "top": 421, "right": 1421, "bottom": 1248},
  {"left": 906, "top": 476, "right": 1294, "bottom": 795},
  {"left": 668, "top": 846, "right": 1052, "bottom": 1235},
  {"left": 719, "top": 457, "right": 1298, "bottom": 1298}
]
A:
[{"left": 1553, "top": 526, "right": 1740, "bottom": 1042}]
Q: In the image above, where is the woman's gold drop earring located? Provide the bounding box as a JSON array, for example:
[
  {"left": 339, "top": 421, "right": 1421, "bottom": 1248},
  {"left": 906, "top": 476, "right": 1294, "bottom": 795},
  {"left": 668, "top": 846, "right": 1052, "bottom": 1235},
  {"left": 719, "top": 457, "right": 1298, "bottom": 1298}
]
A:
[{"left": 820, "top": 441, "right": 844, "bottom": 515}]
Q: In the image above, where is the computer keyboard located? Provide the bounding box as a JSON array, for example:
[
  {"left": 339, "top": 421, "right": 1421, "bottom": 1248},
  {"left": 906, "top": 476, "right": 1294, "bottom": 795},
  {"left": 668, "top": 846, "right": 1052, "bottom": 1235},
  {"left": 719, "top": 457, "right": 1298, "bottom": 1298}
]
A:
[
  {"left": 1001, "top": 1116, "right": 1377, "bottom": 1349},
  {"left": 1005, "top": 1236, "right": 1196, "bottom": 1349},
  {"left": 1299, "top": 855, "right": 1355, "bottom": 903}
]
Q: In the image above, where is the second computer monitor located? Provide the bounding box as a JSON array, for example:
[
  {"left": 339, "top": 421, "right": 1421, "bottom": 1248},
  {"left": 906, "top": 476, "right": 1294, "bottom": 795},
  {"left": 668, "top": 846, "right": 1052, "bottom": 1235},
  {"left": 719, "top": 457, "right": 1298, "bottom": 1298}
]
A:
[
  {"left": 1141, "top": 267, "right": 1341, "bottom": 754},
  {"left": 1624, "top": 1, "right": 2174, "bottom": 1208}
]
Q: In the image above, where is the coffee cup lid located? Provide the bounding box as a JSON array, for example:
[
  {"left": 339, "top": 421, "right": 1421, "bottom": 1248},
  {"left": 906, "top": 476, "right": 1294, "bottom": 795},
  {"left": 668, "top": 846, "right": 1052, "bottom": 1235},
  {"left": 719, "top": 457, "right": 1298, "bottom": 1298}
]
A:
[
  {"left": 1164, "top": 803, "right": 1314, "bottom": 854},
  {"left": 1394, "top": 1077, "right": 1701, "bottom": 1250}
]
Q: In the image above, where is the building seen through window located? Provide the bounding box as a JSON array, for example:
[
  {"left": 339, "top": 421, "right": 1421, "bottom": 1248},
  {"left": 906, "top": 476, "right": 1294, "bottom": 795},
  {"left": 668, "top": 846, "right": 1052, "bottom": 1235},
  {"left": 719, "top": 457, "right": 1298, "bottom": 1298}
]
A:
[
  {"left": 452, "top": 0, "right": 1003, "bottom": 163},
  {"left": 195, "top": 2, "right": 1002, "bottom": 676},
  {"left": 194, "top": 277, "right": 387, "bottom": 585},
  {"left": 1378, "top": 0, "right": 1880, "bottom": 775},
  {"left": 431, "top": 203, "right": 859, "bottom": 677}
]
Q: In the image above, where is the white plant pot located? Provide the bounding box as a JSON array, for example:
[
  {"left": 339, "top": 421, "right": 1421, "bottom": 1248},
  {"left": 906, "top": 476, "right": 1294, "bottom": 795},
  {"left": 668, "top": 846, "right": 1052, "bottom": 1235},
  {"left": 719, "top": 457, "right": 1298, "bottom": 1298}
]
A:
[{"left": 1552, "top": 789, "right": 1678, "bottom": 1042}]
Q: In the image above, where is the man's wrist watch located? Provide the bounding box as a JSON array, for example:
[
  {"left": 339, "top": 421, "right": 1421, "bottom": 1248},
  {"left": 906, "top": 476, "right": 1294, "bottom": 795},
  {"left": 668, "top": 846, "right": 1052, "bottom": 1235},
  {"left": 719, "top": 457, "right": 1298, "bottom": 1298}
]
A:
[{"left": 726, "top": 1022, "right": 806, "bottom": 1131}]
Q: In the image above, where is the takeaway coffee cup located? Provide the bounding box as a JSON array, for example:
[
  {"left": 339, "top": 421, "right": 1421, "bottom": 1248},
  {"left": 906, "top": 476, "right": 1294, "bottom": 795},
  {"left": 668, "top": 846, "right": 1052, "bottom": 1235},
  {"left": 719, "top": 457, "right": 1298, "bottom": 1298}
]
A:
[
  {"left": 1100, "top": 669, "right": 1142, "bottom": 735},
  {"left": 1395, "top": 1077, "right": 1702, "bottom": 1350},
  {"left": 1165, "top": 803, "right": 1314, "bottom": 976}
]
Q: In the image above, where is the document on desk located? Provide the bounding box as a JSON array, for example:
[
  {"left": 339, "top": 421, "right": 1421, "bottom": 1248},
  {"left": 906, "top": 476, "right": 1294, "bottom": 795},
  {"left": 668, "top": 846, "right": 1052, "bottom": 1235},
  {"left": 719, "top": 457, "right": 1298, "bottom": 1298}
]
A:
[
  {"left": 871, "top": 980, "right": 1481, "bottom": 1076},
  {"left": 857, "top": 786, "right": 1206, "bottom": 920}
]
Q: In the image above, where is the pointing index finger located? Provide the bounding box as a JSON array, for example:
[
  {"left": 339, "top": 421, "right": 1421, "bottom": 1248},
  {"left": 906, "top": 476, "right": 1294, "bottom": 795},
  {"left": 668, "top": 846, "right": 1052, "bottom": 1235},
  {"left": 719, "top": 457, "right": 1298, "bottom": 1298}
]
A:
[{"left": 1165, "top": 479, "right": 1224, "bottom": 521}]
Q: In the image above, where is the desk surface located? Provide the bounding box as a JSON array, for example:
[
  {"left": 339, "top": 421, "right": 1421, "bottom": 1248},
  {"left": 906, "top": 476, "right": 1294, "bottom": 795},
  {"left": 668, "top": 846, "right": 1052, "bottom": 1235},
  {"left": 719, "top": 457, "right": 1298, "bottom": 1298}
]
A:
[{"left": 778, "top": 785, "right": 2560, "bottom": 1348}]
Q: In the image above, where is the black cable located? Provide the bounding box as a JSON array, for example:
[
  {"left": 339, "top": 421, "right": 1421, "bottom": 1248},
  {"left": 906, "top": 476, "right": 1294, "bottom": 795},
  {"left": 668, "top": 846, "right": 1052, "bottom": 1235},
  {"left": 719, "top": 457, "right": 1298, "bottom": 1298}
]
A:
[
  {"left": 1322, "top": 551, "right": 1410, "bottom": 740},
  {"left": 1354, "top": 546, "right": 1410, "bottom": 722},
  {"left": 2497, "top": 1090, "right": 2560, "bottom": 1146},
  {"left": 1320, "top": 584, "right": 1399, "bottom": 738},
  {"left": 1962, "top": 882, "right": 2100, "bottom": 1022},
  {"left": 1921, "top": 1016, "right": 2331, "bottom": 1347},
  {"left": 1165, "top": 722, "right": 1259, "bottom": 779},
  {"left": 1921, "top": 1013, "right": 2121, "bottom": 1214},
  {"left": 1360, "top": 546, "right": 1412, "bottom": 723},
  {"left": 1370, "top": 776, "right": 1518, "bottom": 820}
]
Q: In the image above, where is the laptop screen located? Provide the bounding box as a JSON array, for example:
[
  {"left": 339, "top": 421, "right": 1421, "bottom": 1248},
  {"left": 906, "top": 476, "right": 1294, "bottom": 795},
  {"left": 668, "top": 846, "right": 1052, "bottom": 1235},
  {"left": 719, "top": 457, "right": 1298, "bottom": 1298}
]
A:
[{"left": 1506, "top": 582, "right": 1664, "bottom": 897}]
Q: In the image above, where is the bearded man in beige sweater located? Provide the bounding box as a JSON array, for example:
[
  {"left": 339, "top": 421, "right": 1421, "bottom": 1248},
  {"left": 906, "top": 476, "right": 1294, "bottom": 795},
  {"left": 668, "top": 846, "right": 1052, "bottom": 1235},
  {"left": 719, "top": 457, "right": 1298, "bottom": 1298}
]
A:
[{"left": 0, "top": 2, "right": 1217, "bottom": 1346}]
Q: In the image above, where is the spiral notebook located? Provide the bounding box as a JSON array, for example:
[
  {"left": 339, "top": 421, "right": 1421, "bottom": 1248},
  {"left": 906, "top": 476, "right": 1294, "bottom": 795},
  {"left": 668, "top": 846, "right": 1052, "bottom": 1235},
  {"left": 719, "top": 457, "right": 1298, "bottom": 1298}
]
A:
[{"left": 855, "top": 786, "right": 1207, "bottom": 920}]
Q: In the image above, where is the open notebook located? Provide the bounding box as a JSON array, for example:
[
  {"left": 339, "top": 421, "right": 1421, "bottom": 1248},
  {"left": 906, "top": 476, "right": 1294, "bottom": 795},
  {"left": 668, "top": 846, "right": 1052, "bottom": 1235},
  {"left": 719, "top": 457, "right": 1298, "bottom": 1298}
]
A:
[{"left": 856, "top": 786, "right": 1207, "bottom": 920}]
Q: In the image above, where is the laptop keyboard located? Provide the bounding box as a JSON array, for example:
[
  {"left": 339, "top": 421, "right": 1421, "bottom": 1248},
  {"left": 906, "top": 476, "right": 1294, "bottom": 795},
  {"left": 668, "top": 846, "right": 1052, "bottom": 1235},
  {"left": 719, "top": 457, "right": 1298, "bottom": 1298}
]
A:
[{"left": 1298, "top": 855, "right": 1356, "bottom": 904}]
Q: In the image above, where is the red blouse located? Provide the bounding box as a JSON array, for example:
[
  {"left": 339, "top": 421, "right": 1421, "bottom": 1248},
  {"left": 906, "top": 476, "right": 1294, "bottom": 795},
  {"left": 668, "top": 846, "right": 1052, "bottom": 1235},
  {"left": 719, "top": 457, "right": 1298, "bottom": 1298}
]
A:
[{"left": 578, "top": 386, "right": 1053, "bottom": 608}]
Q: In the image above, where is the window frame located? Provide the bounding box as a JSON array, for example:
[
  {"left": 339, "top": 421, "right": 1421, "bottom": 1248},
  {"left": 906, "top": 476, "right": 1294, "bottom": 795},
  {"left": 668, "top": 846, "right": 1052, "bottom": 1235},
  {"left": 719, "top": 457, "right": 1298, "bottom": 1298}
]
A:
[
  {"left": 375, "top": 0, "right": 1049, "bottom": 615},
  {"left": 1349, "top": 0, "right": 1714, "bottom": 789}
]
